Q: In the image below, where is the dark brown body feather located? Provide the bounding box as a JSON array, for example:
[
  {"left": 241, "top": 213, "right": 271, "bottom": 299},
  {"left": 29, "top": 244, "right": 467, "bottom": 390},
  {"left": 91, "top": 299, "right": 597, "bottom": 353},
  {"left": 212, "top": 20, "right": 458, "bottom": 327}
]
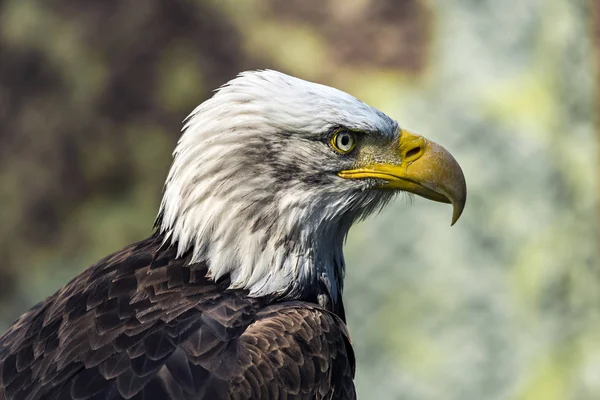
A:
[{"left": 0, "top": 234, "right": 356, "bottom": 399}]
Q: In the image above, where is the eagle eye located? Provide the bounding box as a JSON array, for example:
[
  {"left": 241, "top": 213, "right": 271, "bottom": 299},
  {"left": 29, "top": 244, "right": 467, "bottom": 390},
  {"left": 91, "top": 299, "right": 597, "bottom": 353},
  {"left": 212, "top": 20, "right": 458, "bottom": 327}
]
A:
[{"left": 331, "top": 130, "right": 357, "bottom": 154}]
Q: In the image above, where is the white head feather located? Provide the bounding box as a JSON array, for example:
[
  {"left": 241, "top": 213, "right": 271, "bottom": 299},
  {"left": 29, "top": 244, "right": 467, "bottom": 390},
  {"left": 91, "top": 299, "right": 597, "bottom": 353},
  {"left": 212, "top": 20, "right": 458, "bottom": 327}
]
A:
[{"left": 158, "top": 70, "right": 398, "bottom": 303}]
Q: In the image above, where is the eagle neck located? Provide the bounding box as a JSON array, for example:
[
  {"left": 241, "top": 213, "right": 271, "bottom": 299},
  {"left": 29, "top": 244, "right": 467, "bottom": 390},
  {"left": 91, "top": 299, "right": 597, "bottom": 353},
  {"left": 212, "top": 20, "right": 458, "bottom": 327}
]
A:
[
  {"left": 296, "top": 251, "right": 346, "bottom": 320},
  {"left": 290, "top": 220, "right": 348, "bottom": 317},
  {"left": 157, "top": 190, "right": 350, "bottom": 318}
]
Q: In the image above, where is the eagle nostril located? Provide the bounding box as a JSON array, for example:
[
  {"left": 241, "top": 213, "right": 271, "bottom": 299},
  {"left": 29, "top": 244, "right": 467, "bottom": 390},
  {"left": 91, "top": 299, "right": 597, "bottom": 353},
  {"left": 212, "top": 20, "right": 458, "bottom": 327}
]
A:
[{"left": 405, "top": 147, "right": 421, "bottom": 160}]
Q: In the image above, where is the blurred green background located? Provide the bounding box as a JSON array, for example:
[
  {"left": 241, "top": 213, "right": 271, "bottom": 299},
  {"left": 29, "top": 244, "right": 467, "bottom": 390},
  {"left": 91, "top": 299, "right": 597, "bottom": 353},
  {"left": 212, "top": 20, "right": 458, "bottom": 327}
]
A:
[{"left": 0, "top": 0, "right": 597, "bottom": 398}]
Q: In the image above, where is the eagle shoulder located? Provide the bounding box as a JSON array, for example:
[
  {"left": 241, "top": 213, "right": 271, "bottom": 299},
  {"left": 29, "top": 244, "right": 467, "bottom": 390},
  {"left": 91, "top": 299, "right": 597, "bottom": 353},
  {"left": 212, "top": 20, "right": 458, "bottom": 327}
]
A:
[
  {"left": 0, "top": 235, "right": 356, "bottom": 400},
  {"left": 233, "top": 302, "right": 356, "bottom": 399}
]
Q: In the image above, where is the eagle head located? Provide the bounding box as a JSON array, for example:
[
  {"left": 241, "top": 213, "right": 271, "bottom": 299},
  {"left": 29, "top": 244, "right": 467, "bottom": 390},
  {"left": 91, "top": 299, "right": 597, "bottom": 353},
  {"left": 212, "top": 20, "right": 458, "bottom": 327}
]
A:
[{"left": 158, "top": 70, "right": 466, "bottom": 305}]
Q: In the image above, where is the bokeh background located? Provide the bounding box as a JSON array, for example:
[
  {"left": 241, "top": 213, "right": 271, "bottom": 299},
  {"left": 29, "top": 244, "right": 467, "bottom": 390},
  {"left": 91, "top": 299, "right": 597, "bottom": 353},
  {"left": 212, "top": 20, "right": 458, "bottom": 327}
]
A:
[{"left": 0, "top": 0, "right": 598, "bottom": 398}]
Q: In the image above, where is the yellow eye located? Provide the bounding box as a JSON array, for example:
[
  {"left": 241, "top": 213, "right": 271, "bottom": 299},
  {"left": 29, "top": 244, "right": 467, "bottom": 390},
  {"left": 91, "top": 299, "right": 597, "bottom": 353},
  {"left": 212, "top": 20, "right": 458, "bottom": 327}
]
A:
[{"left": 331, "top": 131, "right": 357, "bottom": 154}]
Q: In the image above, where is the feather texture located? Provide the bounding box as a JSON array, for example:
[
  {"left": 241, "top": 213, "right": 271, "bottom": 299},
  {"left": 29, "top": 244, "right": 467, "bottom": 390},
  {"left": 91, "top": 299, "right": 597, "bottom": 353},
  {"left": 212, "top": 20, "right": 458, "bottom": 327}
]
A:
[{"left": 0, "top": 234, "right": 355, "bottom": 399}]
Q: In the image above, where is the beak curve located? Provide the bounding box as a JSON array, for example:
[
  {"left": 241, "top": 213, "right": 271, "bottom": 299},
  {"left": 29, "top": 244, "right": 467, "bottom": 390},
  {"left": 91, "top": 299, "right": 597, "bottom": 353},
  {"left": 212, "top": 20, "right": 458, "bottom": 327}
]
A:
[{"left": 339, "top": 130, "right": 467, "bottom": 225}]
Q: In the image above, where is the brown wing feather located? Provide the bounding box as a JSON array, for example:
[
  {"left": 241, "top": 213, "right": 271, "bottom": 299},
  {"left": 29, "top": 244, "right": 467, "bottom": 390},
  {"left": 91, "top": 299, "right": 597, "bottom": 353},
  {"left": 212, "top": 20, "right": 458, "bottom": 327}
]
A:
[
  {"left": 234, "top": 303, "right": 356, "bottom": 400},
  {"left": 0, "top": 235, "right": 356, "bottom": 399}
]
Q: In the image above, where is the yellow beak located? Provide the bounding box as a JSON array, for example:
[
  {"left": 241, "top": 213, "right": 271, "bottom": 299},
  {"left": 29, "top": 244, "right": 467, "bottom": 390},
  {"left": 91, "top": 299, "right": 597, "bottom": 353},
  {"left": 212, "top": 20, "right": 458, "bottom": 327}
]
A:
[{"left": 338, "top": 130, "right": 467, "bottom": 225}]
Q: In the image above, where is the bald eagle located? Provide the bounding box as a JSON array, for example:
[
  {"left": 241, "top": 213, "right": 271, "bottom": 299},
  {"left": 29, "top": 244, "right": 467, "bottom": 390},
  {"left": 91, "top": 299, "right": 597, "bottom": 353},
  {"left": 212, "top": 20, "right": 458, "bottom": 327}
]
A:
[{"left": 0, "top": 70, "right": 466, "bottom": 400}]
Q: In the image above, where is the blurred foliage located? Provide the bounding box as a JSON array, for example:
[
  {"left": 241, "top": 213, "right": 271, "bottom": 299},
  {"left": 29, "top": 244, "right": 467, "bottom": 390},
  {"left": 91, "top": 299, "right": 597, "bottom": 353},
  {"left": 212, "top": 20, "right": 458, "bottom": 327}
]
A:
[{"left": 0, "top": 0, "right": 598, "bottom": 399}]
